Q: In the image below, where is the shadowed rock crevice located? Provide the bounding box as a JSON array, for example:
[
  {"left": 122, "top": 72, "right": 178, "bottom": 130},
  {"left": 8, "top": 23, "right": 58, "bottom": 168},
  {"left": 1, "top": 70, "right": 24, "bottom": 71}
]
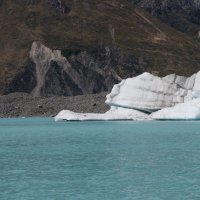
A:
[
  {"left": 5, "top": 60, "right": 37, "bottom": 94},
  {"left": 47, "top": 0, "right": 71, "bottom": 14},
  {"left": 43, "top": 61, "right": 83, "bottom": 96}
]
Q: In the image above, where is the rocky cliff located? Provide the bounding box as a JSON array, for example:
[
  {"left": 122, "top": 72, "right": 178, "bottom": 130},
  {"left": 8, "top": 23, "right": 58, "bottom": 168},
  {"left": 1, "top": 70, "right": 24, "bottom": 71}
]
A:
[{"left": 6, "top": 42, "right": 124, "bottom": 96}]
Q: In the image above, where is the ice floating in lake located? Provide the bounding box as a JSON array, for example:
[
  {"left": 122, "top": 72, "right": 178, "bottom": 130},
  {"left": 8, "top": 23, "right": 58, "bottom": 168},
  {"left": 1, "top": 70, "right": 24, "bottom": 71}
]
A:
[
  {"left": 151, "top": 99, "right": 200, "bottom": 120},
  {"left": 55, "top": 107, "right": 148, "bottom": 121},
  {"left": 55, "top": 71, "right": 200, "bottom": 121},
  {"left": 106, "top": 72, "right": 198, "bottom": 112}
]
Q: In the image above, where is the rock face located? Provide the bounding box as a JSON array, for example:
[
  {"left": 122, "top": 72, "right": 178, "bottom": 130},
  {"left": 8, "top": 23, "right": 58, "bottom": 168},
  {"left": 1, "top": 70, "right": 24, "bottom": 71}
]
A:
[
  {"left": 55, "top": 71, "right": 200, "bottom": 121},
  {"left": 7, "top": 42, "right": 136, "bottom": 96},
  {"left": 134, "top": 0, "right": 200, "bottom": 38},
  {"left": 47, "top": 0, "right": 71, "bottom": 14}
]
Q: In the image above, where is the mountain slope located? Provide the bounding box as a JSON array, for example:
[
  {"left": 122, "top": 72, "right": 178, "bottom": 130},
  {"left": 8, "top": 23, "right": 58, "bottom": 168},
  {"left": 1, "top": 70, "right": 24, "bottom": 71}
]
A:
[
  {"left": 133, "top": 0, "right": 200, "bottom": 39},
  {"left": 1, "top": 0, "right": 200, "bottom": 95}
]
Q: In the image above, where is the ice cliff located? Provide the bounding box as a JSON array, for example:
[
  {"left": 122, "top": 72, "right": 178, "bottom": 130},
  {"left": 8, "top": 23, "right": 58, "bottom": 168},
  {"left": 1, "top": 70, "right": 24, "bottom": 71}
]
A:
[
  {"left": 151, "top": 99, "right": 200, "bottom": 120},
  {"left": 55, "top": 71, "right": 200, "bottom": 121}
]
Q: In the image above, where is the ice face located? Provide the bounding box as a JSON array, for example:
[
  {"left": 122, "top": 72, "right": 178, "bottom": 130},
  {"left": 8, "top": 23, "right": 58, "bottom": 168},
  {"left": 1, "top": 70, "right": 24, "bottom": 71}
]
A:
[
  {"left": 106, "top": 72, "right": 190, "bottom": 112},
  {"left": 151, "top": 99, "right": 200, "bottom": 120}
]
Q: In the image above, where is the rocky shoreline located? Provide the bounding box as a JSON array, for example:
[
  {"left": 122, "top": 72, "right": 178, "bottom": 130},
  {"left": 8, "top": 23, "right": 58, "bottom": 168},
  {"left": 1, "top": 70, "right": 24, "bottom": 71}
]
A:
[{"left": 0, "top": 92, "right": 109, "bottom": 118}]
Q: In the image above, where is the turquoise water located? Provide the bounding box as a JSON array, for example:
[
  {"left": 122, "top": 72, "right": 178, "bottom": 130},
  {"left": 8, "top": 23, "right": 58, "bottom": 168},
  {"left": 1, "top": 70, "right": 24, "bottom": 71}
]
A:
[{"left": 0, "top": 118, "right": 200, "bottom": 200}]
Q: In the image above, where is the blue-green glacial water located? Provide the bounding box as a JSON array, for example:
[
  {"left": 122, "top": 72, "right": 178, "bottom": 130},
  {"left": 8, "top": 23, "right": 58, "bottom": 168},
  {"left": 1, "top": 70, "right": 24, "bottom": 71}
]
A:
[{"left": 0, "top": 118, "right": 200, "bottom": 200}]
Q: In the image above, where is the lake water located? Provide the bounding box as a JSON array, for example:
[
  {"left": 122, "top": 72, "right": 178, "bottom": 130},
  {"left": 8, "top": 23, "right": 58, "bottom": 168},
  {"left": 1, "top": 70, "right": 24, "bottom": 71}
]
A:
[{"left": 0, "top": 118, "right": 200, "bottom": 200}]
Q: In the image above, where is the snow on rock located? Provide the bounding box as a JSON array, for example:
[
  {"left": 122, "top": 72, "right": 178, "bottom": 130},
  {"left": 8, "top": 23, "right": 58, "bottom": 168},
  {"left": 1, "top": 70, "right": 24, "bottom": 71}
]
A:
[
  {"left": 150, "top": 99, "right": 200, "bottom": 120},
  {"left": 55, "top": 106, "right": 148, "bottom": 121}
]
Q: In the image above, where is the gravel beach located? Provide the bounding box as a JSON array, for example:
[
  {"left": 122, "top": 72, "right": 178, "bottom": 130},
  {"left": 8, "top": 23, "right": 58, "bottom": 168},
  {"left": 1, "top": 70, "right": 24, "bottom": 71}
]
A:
[{"left": 0, "top": 92, "right": 109, "bottom": 118}]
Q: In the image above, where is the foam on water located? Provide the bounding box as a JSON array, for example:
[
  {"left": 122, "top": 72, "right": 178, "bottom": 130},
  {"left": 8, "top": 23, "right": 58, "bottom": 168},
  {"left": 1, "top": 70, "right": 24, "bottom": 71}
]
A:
[{"left": 0, "top": 118, "right": 200, "bottom": 200}]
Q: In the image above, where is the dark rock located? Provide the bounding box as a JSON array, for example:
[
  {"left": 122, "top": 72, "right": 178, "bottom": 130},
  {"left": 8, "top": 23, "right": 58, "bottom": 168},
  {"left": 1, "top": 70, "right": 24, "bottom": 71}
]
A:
[
  {"left": 47, "top": 0, "right": 71, "bottom": 14},
  {"left": 133, "top": 0, "right": 200, "bottom": 38},
  {"left": 15, "top": 0, "right": 41, "bottom": 5},
  {"left": 4, "top": 60, "right": 37, "bottom": 94},
  {"left": 26, "top": 12, "right": 38, "bottom": 28},
  {"left": 43, "top": 61, "right": 83, "bottom": 96}
]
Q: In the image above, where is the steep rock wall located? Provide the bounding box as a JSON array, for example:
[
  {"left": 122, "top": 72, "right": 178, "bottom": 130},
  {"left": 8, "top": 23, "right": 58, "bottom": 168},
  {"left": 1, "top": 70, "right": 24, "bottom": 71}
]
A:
[{"left": 6, "top": 42, "right": 144, "bottom": 96}]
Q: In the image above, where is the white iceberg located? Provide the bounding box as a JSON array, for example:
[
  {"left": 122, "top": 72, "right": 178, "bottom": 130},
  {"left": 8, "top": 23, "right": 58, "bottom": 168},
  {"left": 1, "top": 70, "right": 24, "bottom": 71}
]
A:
[
  {"left": 55, "top": 71, "right": 200, "bottom": 121},
  {"left": 151, "top": 99, "right": 200, "bottom": 120},
  {"left": 106, "top": 72, "right": 197, "bottom": 112},
  {"left": 55, "top": 106, "right": 148, "bottom": 121}
]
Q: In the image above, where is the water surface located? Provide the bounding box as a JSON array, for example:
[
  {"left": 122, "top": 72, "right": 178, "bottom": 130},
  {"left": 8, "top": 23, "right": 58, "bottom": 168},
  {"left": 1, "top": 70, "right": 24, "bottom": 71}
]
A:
[{"left": 0, "top": 118, "right": 200, "bottom": 200}]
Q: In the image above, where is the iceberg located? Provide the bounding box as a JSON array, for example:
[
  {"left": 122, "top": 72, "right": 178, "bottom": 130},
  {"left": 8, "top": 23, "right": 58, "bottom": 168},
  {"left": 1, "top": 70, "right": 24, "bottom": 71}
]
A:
[
  {"left": 151, "top": 99, "right": 200, "bottom": 120},
  {"left": 55, "top": 71, "right": 200, "bottom": 121},
  {"left": 55, "top": 107, "right": 148, "bottom": 121},
  {"left": 106, "top": 72, "right": 196, "bottom": 112}
]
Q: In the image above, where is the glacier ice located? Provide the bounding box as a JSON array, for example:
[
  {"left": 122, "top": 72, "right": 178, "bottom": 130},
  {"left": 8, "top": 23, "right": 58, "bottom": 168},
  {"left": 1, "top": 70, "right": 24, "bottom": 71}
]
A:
[
  {"left": 151, "top": 99, "right": 200, "bottom": 120},
  {"left": 55, "top": 106, "right": 148, "bottom": 121},
  {"left": 55, "top": 71, "right": 200, "bottom": 121},
  {"left": 106, "top": 72, "right": 196, "bottom": 112}
]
